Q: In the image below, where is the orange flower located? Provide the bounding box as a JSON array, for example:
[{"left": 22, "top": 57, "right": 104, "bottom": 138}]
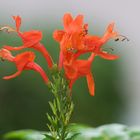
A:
[
  {"left": 54, "top": 13, "right": 85, "bottom": 51},
  {"left": 71, "top": 23, "right": 119, "bottom": 61},
  {"left": 53, "top": 13, "right": 86, "bottom": 68},
  {"left": 53, "top": 13, "right": 121, "bottom": 96},
  {"left": 0, "top": 48, "right": 49, "bottom": 83},
  {"left": 64, "top": 53, "right": 95, "bottom": 96},
  {"left": 4, "top": 16, "right": 53, "bottom": 68},
  {"left": 54, "top": 14, "right": 119, "bottom": 69},
  {"left": 0, "top": 48, "right": 14, "bottom": 62},
  {"left": 83, "top": 22, "right": 119, "bottom": 60}
]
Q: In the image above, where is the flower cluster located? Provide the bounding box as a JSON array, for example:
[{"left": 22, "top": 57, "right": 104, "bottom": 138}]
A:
[{"left": 0, "top": 13, "right": 121, "bottom": 96}]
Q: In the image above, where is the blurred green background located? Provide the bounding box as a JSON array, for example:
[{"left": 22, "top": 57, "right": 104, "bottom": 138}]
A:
[{"left": 1, "top": 0, "right": 138, "bottom": 139}]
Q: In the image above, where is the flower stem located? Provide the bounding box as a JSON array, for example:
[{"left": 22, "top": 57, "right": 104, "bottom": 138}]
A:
[{"left": 47, "top": 69, "right": 74, "bottom": 140}]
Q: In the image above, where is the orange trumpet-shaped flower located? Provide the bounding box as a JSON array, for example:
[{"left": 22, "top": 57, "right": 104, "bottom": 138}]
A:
[
  {"left": 4, "top": 16, "right": 53, "bottom": 68},
  {"left": 0, "top": 48, "right": 49, "bottom": 83},
  {"left": 53, "top": 13, "right": 122, "bottom": 96},
  {"left": 82, "top": 22, "right": 119, "bottom": 60},
  {"left": 0, "top": 48, "right": 14, "bottom": 62},
  {"left": 65, "top": 22, "right": 119, "bottom": 62},
  {"left": 53, "top": 13, "right": 86, "bottom": 68},
  {"left": 54, "top": 13, "right": 119, "bottom": 69},
  {"left": 53, "top": 13, "right": 85, "bottom": 51},
  {"left": 64, "top": 53, "right": 95, "bottom": 96}
]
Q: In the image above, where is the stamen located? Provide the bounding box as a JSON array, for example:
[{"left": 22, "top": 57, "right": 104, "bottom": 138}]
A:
[
  {"left": 115, "top": 38, "right": 119, "bottom": 41},
  {"left": 67, "top": 47, "right": 74, "bottom": 51},
  {"left": 114, "top": 35, "right": 129, "bottom": 42},
  {"left": 108, "top": 47, "right": 114, "bottom": 51},
  {"left": 120, "top": 35, "right": 129, "bottom": 41},
  {"left": 82, "top": 24, "right": 88, "bottom": 36},
  {"left": 83, "top": 28, "right": 88, "bottom": 35}
]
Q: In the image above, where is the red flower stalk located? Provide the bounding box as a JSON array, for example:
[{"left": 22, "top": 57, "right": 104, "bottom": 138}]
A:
[
  {"left": 4, "top": 16, "right": 53, "bottom": 68},
  {"left": 0, "top": 48, "right": 49, "bottom": 83}
]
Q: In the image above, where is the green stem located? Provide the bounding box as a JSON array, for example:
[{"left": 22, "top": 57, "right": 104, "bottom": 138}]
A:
[{"left": 47, "top": 69, "right": 74, "bottom": 140}]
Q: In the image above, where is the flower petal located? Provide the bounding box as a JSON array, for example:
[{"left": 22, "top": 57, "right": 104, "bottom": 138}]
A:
[
  {"left": 22, "top": 31, "right": 42, "bottom": 47},
  {"left": 63, "top": 13, "right": 73, "bottom": 31},
  {"left": 14, "top": 51, "right": 35, "bottom": 71},
  {"left": 86, "top": 72, "right": 95, "bottom": 96},
  {"left": 99, "top": 51, "right": 119, "bottom": 60},
  {"left": 64, "top": 63, "right": 78, "bottom": 79},
  {"left": 105, "top": 22, "right": 118, "bottom": 38},
  {"left": 0, "top": 48, "right": 14, "bottom": 62},
  {"left": 33, "top": 43, "right": 53, "bottom": 68},
  {"left": 4, "top": 45, "right": 27, "bottom": 51},
  {"left": 84, "top": 35, "right": 100, "bottom": 46},
  {"left": 53, "top": 30, "right": 65, "bottom": 42},
  {"left": 26, "top": 62, "right": 49, "bottom": 84},
  {"left": 101, "top": 23, "right": 118, "bottom": 43},
  {"left": 73, "top": 15, "right": 83, "bottom": 31},
  {"left": 3, "top": 70, "right": 22, "bottom": 80},
  {"left": 106, "top": 22, "right": 115, "bottom": 33},
  {"left": 13, "top": 16, "right": 21, "bottom": 32},
  {"left": 3, "top": 51, "right": 49, "bottom": 83}
]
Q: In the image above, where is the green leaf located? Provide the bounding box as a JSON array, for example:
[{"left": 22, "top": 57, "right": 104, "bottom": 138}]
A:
[
  {"left": 69, "top": 124, "right": 129, "bottom": 140},
  {"left": 3, "top": 124, "right": 140, "bottom": 140},
  {"left": 66, "top": 133, "right": 80, "bottom": 140},
  {"left": 43, "top": 134, "right": 55, "bottom": 140},
  {"left": 3, "top": 130, "right": 46, "bottom": 140},
  {"left": 69, "top": 124, "right": 99, "bottom": 140},
  {"left": 96, "top": 124, "right": 129, "bottom": 140},
  {"left": 127, "top": 127, "right": 140, "bottom": 140},
  {"left": 49, "top": 101, "right": 57, "bottom": 116}
]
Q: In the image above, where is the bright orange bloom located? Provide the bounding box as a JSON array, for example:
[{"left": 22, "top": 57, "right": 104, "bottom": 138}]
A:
[
  {"left": 82, "top": 22, "right": 119, "bottom": 60},
  {"left": 64, "top": 53, "right": 95, "bottom": 96},
  {"left": 53, "top": 13, "right": 86, "bottom": 68},
  {"left": 53, "top": 13, "right": 85, "bottom": 51},
  {"left": 0, "top": 48, "right": 49, "bottom": 83},
  {"left": 54, "top": 14, "right": 119, "bottom": 69},
  {"left": 0, "top": 14, "right": 122, "bottom": 96},
  {"left": 0, "top": 48, "right": 14, "bottom": 62},
  {"left": 53, "top": 13, "right": 121, "bottom": 96},
  {"left": 4, "top": 16, "right": 53, "bottom": 68}
]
